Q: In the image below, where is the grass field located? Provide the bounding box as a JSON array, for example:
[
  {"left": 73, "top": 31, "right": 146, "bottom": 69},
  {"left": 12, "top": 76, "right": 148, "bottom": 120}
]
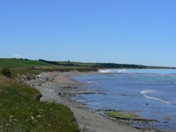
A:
[
  {"left": 0, "top": 58, "right": 53, "bottom": 68},
  {"left": 0, "top": 58, "right": 97, "bottom": 78}
]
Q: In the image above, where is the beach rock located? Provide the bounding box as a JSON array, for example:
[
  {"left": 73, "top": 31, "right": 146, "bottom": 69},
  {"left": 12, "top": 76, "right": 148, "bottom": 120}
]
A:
[
  {"left": 97, "top": 92, "right": 107, "bottom": 95},
  {"left": 33, "top": 94, "right": 42, "bottom": 101}
]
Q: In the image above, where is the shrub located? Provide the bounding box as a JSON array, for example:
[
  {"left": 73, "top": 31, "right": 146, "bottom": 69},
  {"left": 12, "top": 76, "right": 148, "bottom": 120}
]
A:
[{"left": 1, "top": 68, "right": 11, "bottom": 78}]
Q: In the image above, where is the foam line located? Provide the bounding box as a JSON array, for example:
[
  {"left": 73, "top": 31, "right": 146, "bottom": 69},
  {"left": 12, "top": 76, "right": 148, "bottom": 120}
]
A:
[
  {"left": 141, "top": 89, "right": 171, "bottom": 104},
  {"left": 98, "top": 69, "right": 127, "bottom": 74}
]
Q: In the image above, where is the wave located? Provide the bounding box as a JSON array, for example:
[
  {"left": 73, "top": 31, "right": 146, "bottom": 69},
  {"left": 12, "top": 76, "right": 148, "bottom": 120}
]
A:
[
  {"left": 143, "top": 95, "right": 171, "bottom": 104},
  {"left": 87, "top": 81, "right": 97, "bottom": 84},
  {"left": 168, "top": 74, "right": 176, "bottom": 77},
  {"left": 140, "top": 89, "right": 171, "bottom": 104},
  {"left": 140, "top": 89, "right": 154, "bottom": 95},
  {"left": 98, "top": 69, "right": 127, "bottom": 74}
]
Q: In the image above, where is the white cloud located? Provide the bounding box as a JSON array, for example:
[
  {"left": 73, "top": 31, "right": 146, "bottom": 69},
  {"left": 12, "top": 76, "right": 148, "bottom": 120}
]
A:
[{"left": 13, "top": 54, "right": 22, "bottom": 58}]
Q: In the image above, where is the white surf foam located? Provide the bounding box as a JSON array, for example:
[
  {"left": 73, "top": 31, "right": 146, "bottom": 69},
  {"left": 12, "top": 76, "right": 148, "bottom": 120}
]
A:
[
  {"left": 141, "top": 89, "right": 171, "bottom": 104},
  {"left": 98, "top": 69, "right": 127, "bottom": 74},
  {"left": 87, "top": 81, "right": 97, "bottom": 84},
  {"left": 140, "top": 89, "right": 154, "bottom": 95},
  {"left": 143, "top": 95, "right": 171, "bottom": 104}
]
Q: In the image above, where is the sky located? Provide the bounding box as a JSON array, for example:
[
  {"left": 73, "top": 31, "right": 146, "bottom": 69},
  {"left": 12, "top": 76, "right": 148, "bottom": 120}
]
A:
[{"left": 0, "top": 0, "right": 176, "bottom": 67}]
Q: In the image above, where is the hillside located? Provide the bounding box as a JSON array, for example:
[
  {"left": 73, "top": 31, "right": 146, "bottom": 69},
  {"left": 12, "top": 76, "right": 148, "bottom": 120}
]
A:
[
  {"left": 0, "top": 58, "right": 54, "bottom": 68},
  {"left": 0, "top": 59, "right": 80, "bottom": 131},
  {"left": 0, "top": 75, "right": 79, "bottom": 131},
  {"left": 39, "top": 59, "right": 175, "bottom": 69}
]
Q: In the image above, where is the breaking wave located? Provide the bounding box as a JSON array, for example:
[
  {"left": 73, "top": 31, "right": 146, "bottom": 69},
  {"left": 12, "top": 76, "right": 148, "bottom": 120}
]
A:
[
  {"left": 140, "top": 89, "right": 171, "bottom": 104},
  {"left": 98, "top": 69, "right": 127, "bottom": 74},
  {"left": 87, "top": 81, "right": 97, "bottom": 84}
]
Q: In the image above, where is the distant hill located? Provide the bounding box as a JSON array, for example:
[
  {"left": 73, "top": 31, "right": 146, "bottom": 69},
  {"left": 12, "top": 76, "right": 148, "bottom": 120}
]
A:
[
  {"left": 39, "top": 59, "right": 176, "bottom": 69},
  {"left": 0, "top": 58, "right": 175, "bottom": 69},
  {"left": 0, "top": 58, "right": 53, "bottom": 68}
]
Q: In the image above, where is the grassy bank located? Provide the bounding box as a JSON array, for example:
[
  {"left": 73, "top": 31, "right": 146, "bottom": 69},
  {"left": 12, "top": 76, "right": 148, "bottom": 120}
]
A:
[{"left": 0, "top": 75, "right": 79, "bottom": 132}]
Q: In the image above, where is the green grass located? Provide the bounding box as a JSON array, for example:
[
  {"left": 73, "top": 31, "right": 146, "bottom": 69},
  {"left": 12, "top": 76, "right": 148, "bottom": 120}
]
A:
[
  {"left": 57, "top": 61, "right": 96, "bottom": 67},
  {"left": 0, "top": 58, "right": 95, "bottom": 68},
  {"left": 0, "top": 58, "right": 53, "bottom": 68},
  {"left": 108, "top": 111, "right": 138, "bottom": 119},
  {"left": 0, "top": 58, "right": 97, "bottom": 78},
  {"left": 0, "top": 76, "right": 79, "bottom": 132}
]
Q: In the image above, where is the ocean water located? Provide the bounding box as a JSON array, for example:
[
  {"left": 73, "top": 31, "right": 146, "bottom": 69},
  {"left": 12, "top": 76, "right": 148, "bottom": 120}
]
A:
[{"left": 72, "top": 69, "right": 176, "bottom": 131}]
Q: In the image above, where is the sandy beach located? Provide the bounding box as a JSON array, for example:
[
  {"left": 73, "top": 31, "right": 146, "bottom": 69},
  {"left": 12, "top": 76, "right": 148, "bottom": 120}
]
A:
[{"left": 27, "top": 71, "right": 155, "bottom": 132}]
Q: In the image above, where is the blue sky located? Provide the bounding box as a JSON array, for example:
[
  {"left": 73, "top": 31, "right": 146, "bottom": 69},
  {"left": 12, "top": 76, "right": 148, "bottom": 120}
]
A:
[{"left": 0, "top": 0, "right": 176, "bottom": 66}]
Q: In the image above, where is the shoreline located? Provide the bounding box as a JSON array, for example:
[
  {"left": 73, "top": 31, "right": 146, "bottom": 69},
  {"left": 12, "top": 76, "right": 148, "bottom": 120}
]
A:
[{"left": 27, "top": 71, "right": 156, "bottom": 132}]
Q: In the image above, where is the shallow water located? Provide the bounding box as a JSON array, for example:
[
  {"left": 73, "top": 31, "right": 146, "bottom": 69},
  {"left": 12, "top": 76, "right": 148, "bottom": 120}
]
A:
[{"left": 72, "top": 69, "right": 176, "bottom": 131}]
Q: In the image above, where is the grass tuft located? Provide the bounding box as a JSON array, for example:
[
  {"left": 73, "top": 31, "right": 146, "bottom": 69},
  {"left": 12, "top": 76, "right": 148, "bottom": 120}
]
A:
[{"left": 0, "top": 75, "right": 79, "bottom": 132}]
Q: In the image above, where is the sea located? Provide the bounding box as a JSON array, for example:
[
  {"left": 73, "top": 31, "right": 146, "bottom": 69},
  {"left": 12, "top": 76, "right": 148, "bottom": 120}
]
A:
[{"left": 71, "top": 69, "right": 176, "bottom": 131}]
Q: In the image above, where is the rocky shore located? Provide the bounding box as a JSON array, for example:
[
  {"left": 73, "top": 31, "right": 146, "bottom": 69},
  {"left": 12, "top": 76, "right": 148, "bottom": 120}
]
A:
[{"left": 27, "top": 71, "right": 157, "bottom": 132}]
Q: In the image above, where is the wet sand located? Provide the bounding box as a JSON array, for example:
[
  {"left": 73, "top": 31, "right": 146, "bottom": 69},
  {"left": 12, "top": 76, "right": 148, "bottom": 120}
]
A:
[{"left": 27, "top": 71, "right": 154, "bottom": 132}]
